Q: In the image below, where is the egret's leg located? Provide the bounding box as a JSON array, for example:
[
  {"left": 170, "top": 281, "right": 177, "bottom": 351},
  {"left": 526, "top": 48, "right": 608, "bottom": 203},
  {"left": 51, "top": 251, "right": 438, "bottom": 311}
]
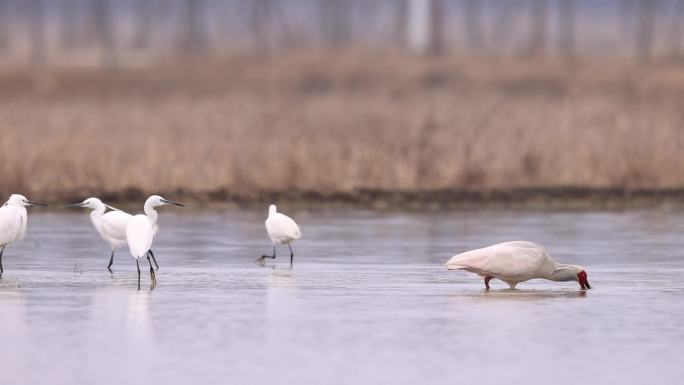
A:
[
  {"left": 0, "top": 246, "right": 4, "bottom": 275},
  {"left": 484, "top": 276, "right": 493, "bottom": 290},
  {"left": 149, "top": 249, "right": 159, "bottom": 270},
  {"left": 107, "top": 251, "right": 114, "bottom": 273},
  {"left": 261, "top": 246, "right": 276, "bottom": 260},
  {"left": 147, "top": 253, "right": 156, "bottom": 284},
  {"left": 288, "top": 244, "right": 294, "bottom": 266},
  {"left": 136, "top": 259, "right": 141, "bottom": 290}
]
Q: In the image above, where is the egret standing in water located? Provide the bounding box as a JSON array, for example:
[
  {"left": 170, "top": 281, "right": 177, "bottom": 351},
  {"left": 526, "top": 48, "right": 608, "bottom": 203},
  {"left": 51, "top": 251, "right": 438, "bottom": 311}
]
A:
[
  {"left": 258, "top": 204, "right": 301, "bottom": 266},
  {"left": 69, "top": 198, "right": 127, "bottom": 272},
  {"left": 67, "top": 197, "right": 161, "bottom": 272},
  {"left": 0, "top": 194, "right": 47, "bottom": 276},
  {"left": 126, "top": 195, "right": 183, "bottom": 289}
]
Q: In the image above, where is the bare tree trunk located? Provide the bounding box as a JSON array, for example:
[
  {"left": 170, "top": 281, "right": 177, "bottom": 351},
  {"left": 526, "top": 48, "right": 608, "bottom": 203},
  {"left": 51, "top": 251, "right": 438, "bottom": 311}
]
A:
[
  {"left": 464, "top": 0, "right": 483, "bottom": 52},
  {"left": 407, "top": 0, "right": 444, "bottom": 56},
  {"left": 558, "top": 0, "right": 575, "bottom": 57},
  {"left": 320, "top": 0, "right": 352, "bottom": 47},
  {"left": 0, "top": 0, "right": 9, "bottom": 51},
  {"left": 181, "top": 0, "right": 208, "bottom": 54},
  {"left": 668, "top": 0, "right": 684, "bottom": 59},
  {"left": 133, "top": 0, "right": 154, "bottom": 49},
  {"left": 528, "top": 0, "right": 547, "bottom": 56},
  {"left": 29, "top": 0, "right": 46, "bottom": 65},
  {"left": 635, "top": 0, "right": 657, "bottom": 63},
  {"left": 492, "top": 1, "right": 519, "bottom": 54},
  {"left": 93, "top": 0, "right": 117, "bottom": 68},
  {"left": 59, "top": 0, "right": 79, "bottom": 48},
  {"left": 429, "top": 0, "right": 445, "bottom": 56},
  {"left": 619, "top": 0, "right": 637, "bottom": 38},
  {"left": 251, "top": 0, "right": 272, "bottom": 52},
  {"left": 271, "top": 0, "right": 294, "bottom": 48},
  {"left": 394, "top": 0, "right": 408, "bottom": 48}
]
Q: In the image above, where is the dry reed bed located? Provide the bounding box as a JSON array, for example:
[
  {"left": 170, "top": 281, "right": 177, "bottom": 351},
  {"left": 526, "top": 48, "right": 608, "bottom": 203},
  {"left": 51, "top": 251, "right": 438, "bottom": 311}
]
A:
[{"left": 1, "top": 53, "right": 684, "bottom": 202}]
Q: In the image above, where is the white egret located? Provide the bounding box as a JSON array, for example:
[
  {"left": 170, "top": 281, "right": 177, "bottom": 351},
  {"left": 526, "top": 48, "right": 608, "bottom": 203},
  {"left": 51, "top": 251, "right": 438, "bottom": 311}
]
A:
[
  {"left": 259, "top": 204, "right": 301, "bottom": 266},
  {"left": 67, "top": 197, "right": 162, "bottom": 272},
  {"left": 445, "top": 241, "right": 591, "bottom": 290},
  {"left": 0, "top": 194, "right": 47, "bottom": 276},
  {"left": 126, "top": 195, "right": 183, "bottom": 289}
]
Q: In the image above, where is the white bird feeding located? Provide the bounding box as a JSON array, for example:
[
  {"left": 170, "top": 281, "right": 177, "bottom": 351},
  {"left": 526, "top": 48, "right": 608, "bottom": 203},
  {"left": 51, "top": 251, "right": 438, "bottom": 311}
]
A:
[
  {"left": 67, "top": 197, "right": 146, "bottom": 272},
  {"left": 0, "top": 194, "right": 47, "bottom": 276},
  {"left": 445, "top": 241, "right": 591, "bottom": 290},
  {"left": 126, "top": 195, "right": 183, "bottom": 289},
  {"left": 259, "top": 204, "right": 301, "bottom": 266}
]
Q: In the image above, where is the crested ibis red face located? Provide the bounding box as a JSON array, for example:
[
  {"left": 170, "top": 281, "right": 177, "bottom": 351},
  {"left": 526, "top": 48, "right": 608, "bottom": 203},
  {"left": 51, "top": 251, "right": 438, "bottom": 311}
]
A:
[{"left": 577, "top": 270, "right": 591, "bottom": 290}]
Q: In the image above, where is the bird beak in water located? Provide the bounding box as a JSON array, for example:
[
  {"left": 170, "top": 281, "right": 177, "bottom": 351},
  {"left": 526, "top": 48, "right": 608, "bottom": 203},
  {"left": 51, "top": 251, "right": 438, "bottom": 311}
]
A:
[
  {"left": 579, "top": 278, "right": 591, "bottom": 290},
  {"left": 66, "top": 202, "right": 84, "bottom": 208},
  {"left": 28, "top": 201, "right": 47, "bottom": 207},
  {"left": 161, "top": 199, "right": 184, "bottom": 207}
]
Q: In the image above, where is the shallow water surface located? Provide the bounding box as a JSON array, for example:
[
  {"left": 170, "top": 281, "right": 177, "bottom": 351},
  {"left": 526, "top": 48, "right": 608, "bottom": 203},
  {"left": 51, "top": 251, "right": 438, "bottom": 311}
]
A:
[{"left": 1, "top": 208, "right": 683, "bottom": 385}]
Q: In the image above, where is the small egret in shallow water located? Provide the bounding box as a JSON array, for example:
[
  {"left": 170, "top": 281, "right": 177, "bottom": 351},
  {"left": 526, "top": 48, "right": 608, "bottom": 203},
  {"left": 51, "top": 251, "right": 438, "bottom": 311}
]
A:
[
  {"left": 0, "top": 194, "right": 47, "bottom": 276},
  {"left": 67, "top": 197, "right": 151, "bottom": 272},
  {"left": 258, "top": 204, "right": 301, "bottom": 266},
  {"left": 445, "top": 241, "right": 591, "bottom": 290},
  {"left": 126, "top": 195, "right": 183, "bottom": 289}
]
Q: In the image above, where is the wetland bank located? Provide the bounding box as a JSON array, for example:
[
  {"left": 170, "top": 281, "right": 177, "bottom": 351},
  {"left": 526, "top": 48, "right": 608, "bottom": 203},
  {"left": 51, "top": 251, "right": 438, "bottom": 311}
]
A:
[{"left": 3, "top": 54, "right": 684, "bottom": 203}]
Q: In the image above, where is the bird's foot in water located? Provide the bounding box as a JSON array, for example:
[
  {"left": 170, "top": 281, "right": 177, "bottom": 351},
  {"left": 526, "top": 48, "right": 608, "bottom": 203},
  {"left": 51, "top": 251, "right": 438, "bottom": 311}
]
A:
[
  {"left": 150, "top": 267, "right": 157, "bottom": 287},
  {"left": 255, "top": 255, "right": 275, "bottom": 265}
]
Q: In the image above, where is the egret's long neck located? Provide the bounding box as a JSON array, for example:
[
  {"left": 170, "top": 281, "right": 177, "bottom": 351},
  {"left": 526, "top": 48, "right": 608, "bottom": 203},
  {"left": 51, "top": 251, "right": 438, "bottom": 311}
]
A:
[
  {"left": 89, "top": 204, "right": 106, "bottom": 225},
  {"left": 144, "top": 201, "right": 159, "bottom": 227}
]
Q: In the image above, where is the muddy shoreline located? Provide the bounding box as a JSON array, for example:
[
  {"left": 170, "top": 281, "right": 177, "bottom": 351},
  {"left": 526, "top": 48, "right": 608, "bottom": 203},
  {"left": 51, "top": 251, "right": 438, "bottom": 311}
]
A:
[{"left": 34, "top": 187, "right": 684, "bottom": 211}]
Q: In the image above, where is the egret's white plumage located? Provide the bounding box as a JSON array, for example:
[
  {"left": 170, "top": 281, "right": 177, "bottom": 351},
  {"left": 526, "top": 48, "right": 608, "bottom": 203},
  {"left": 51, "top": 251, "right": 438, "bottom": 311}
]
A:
[
  {"left": 100, "top": 210, "right": 132, "bottom": 249},
  {"left": 68, "top": 197, "right": 133, "bottom": 270},
  {"left": 0, "top": 199, "right": 27, "bottom": 246},
  {"left": 125, "top": 195, "right": 183, "bottom": 289},
  {"left": 445, "top": 241, "right": 590, "bottom": 290},
  {"left": 0, "top": 194, "right": 46, "bottom": 275},
  {"left": 260, "top": 204, "right": 301, "bottom": 265},
  {"left": 126, "top": 214, "right": 154, "bottom": 260}
]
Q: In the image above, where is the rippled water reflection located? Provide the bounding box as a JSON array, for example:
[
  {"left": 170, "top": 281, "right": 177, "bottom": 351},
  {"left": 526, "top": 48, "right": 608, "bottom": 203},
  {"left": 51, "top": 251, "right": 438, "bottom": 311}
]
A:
[{"left": 1, "top": 209, "right": 683, "bottom": 384}]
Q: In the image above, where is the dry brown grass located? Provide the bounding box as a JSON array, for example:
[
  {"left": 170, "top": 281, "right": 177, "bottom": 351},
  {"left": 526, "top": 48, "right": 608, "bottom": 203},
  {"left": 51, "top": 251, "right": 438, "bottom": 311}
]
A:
[{"left": 2, "top": 51, "right": 684, "bottom": 202}]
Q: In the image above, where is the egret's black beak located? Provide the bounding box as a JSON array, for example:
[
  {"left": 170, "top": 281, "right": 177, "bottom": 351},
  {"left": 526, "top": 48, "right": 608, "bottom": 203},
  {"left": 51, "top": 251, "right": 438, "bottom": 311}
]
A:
[
  {"left": 585, "top": 281, "right": 591, "bottom": 290},
  {"left": 28, "top": 201, "right": 47, "bottom": 207},
  {"left": 66, "top": 202, "right": 84, "bottom": 208},
  {"left": 161, "top": 199, "right": 184, "bottom": 207}
]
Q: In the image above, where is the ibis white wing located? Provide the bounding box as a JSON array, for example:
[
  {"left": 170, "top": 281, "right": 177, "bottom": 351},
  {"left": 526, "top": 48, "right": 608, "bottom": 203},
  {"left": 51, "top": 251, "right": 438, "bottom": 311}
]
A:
[
  {"left": 126, "top": 214, "right": 154, "bottom": 259},
  {"left": 446, "top": 241, "right": 550, "bottom": 278}
]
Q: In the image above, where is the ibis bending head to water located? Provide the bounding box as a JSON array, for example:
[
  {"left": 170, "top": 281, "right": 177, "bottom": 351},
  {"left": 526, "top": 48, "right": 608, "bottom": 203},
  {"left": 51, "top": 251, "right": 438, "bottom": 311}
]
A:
[
  {"left": 0, "top": 194, "right": 47, "bottom": 276},
  {"left": 126, "top": 195, "right": 183, "bottom": 289},
  {"left": 258, "top": 204, "right": 301, "bottom": 266},
  {"left": 67, "top": 197, "right": 145, "bottom": 272},
  {"left": 445, "top": 241, "right": 590, "bottom": 290}
]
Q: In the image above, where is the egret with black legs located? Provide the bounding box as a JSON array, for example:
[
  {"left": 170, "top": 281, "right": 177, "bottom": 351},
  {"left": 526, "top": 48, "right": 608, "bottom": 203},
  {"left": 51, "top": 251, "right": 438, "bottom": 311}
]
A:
[
  {"left": 67, "top": 197, "right": 143, "bottom": 272},
  {"left": 258, "top": 204, "right": 301, "bottom": 266},
  {"left": 0, "top": 194, "right": 47, "bottom": 277},
  {"left": 126, "top": 195, "right": 183, "bottom": 289}
]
